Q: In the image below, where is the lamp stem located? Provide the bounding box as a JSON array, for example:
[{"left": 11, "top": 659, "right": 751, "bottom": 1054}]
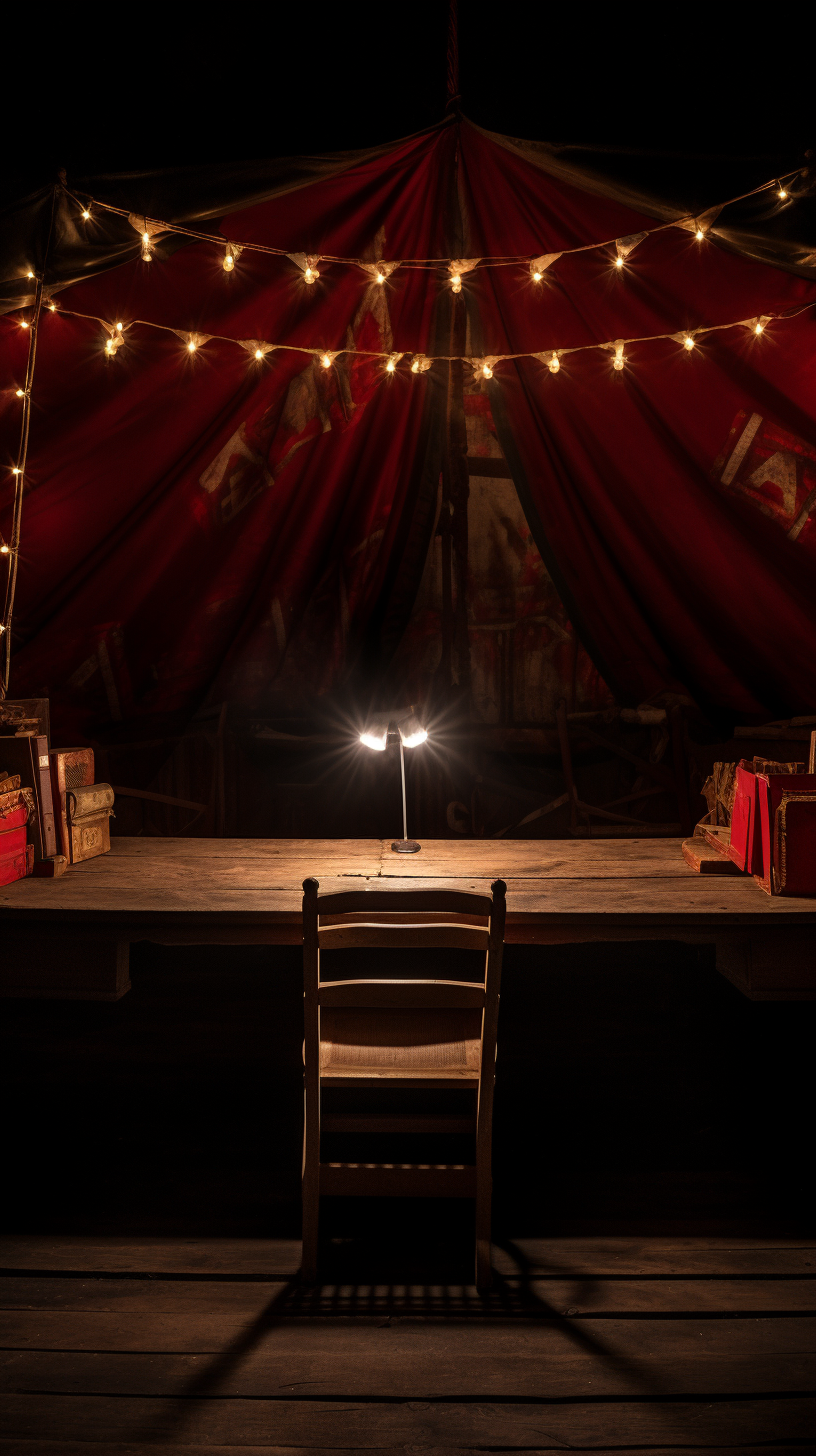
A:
[{"left": 399, "top": 739, "right": 408, "bottom": 842}]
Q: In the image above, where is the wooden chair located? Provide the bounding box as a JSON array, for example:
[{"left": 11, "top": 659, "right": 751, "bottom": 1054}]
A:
[{"left": 301, "top": 876, "right": 507, "bottom": 1290}]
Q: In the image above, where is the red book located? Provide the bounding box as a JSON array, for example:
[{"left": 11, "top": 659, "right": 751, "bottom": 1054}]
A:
[
  {"left": 0, "top": 824, "right": 33, "bottom": 886},
  {"left": 727, "top": 762, "right": 762, "bottom": 872},
  {"left": 755, "top": 773, "right": 816, "bottom": 896}
]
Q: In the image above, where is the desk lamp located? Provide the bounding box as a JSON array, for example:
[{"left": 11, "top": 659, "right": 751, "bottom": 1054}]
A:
[{"left": 360, "top": 709, "right": 428, "bottom": 853}]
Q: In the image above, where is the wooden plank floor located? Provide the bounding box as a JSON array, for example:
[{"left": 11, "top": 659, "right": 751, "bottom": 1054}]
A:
[{"left": 1, "top": 1235, "right": 813, "bottom": 1453}]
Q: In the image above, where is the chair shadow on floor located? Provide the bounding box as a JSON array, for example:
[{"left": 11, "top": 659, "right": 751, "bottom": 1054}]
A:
[{"left": 131, "top": 1229, "right": 699, "bottom": 1446}]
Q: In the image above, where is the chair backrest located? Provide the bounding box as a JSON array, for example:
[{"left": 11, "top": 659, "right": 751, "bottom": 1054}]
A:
[{"left": 302, "top": 878, "right": 507, "bottom": 1081}]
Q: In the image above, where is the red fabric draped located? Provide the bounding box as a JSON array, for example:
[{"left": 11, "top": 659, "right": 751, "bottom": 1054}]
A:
[
  {"left": 2, "top": 117, "right": 815, "bottom": 737},
  {"left": 457, "top": 126, "right": 816, "bottom": 715}
]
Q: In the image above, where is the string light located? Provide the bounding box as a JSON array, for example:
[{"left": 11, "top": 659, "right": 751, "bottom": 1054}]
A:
[
  {"left": 82, "top": 208, "right": 91, "bottom": 221},
  {"left": 0, "top": 545, "right": 9, "bottom": 556},
  {"left": 385, "top": 352, "right": 403, "bottom": 374},
  {"left": 49, "top": 303, "right": 57, "bottom": 312},
  {"left": 755, "top": 321, "right": 764, "bottom": 334},
  {"left": 223, "top": 246, "right": 235, "bottom": 273},
  {"left": 19, "top": 320, "right": 29, "bottom": 330},
  {"left": 73, "top": 169, "right": 802, "bottom": 285},
  {"left": 548, "top": 352, "right": 560, "bottom": 374},
  {"left": 481, "top": 362, "right": 493, "bottom": 378},
  {"left": 612, "top": 342, "right": 626, "bottom": 371},
  {"left": 26, "top": 270, "right": 34, "bottom": 280},
  {"left": 254, "top": 348, "right": 264, "bottom": 359},
  {"left": 11, "top": 467, "right": 21, "bottom": 475},
  {"left": 615, "top": 256, "right": 624, "bottom": 269},
  {"left": 320, "top": 352, "right": 333, "bottom": 368},
  {"left": 116, "top": 322, "right": 123, "bottom": 332},
  {"left": 15, "top": 388, "right": 25, "bottom": 398},
  {"left": 683, "top": 334, "right": 696, "bottom": 350},
  {"left": 187, "top": 339, "right": 197, "bottom": 352},
  {"left": 411, "top": 355, "right": 432, "bottom": 373},
  {"left": 141, "top": 231, "right": 153, "bottom": 263},
  {"left": 450, "top": 273, "right": 462, "bottom": 294}
]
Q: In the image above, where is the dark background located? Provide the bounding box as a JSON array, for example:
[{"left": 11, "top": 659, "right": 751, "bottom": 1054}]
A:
[{"left": 3, "top": 3, "right": 813, "bottom": 202}]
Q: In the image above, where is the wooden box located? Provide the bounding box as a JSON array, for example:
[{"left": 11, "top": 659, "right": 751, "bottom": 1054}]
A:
[
  {"left": 50, "top": 748, "right": 95, "bottom": 860},
  {"left": 66, "top": 783, "right": 114, "bottom": 863},
  {"left": 755, "top": 773, "right": 816, "bottom": 896}
]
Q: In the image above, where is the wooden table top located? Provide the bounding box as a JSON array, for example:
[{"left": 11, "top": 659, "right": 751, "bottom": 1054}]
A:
[{"left": 1, "top": 838, "right": 814, "bottom": 941}]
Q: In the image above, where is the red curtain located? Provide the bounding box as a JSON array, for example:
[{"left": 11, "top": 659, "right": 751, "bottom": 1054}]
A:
[
  {"left": 458, "top": 124, "right": 816, "bottom": 715},
  {"left": 2, "top": 117, "right": 815, "bottom": 736}
]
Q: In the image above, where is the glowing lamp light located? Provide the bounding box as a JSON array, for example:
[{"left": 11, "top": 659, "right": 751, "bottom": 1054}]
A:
[
  {"left": 376, "top": 270, "right": 386, "bottom": 284},
  {"left": 695, "top": 229, "right": 704, "bottom": 241},
  {"left": 482, "top": 362, "right": 493, "bottom": 379},
  {"left": 82, "top": 208, "right": 91, "bottom": 220},
  {"left": 223, "top": 250, "right": 235, "bottom": 273},
  {"left": 613, "top": 346, "right": 626, "bottom": 371},
  {"left": 19, "top": 320, "right": 29, "bottom": 329},
  {"left": 549, "top": 352, "right": 560, "bottom": 374},
  {"left": 450, "top": 273, "right": 462, "bottom": 294},
  {"left": 187, "top": 339, "right": 197, "bottom": 353},
  {"left": 683, "top": 334, "right": 695, "bottom": 350},
  {"left": 615, "top": 256, "right": 624, "bottom": 269},
  {"left": 532, "top": 269, "right": 543, "bottom": 282},
  {"left": 359, "top": 708, "right": 429, "bottom": 853},
  {"left": 304, "top": 265, "right": 319, "bottom": 284},
  {"left": 778, "top": 186, "right": 788, "bottom": 200},
  {"left": 360, "top": 728, "right": 388, "bottom": 751},
  {"left": 254, "top": 348, "right": 264, "bottom": 360},
  {"left": 105, "top": 338, "right": 115, "bottom": 355},
  {"left": 142, "top": 231, "right": 150, "bottom": 244},
  {"left": 320, "top": 352, "right": 333, "bottom": 369},
  {"left": 26, "top": 270, "right": 34, "bottom": 279},
  {"left": 755, "top": 321, "right": 764, "bottom": 335},
  {"left": 11, "top": 467, "right": 21, "bottom": 475},
  {"left": 115, "top": 322, "right": 123, "bottom": 332},
  {"left": 0, "top": 545, "right": 9, "bottom": 555},
  {"left": 48, "top": 303, "right": 56, "bottom": 311},
  {"left": 15, "top": 388, "right": 24, "bottom": 397}
]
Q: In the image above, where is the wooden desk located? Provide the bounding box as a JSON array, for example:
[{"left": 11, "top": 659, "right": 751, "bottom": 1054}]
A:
[{"left": 1, "top": 838, "right": 814, "bottom": 1001}]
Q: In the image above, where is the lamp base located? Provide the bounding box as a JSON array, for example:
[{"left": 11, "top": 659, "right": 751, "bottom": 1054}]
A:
[{"left": 392, "top": 839, "right": 421, "bottom": 854}]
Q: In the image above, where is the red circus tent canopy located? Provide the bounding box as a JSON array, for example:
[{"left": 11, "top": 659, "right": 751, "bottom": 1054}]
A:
[{"left": 2, "top": 114, "right": 816, "bottom": 738}]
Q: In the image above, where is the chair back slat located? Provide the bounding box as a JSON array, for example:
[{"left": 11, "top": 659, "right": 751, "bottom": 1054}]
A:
[
  {"left": 313, "top": 887, "right": 494, "bottom": 916},
  {"left": 317, "top": 978, "right": 485, "bottom": 1009},
  {"left": 317, "top": 921, "right": 489, "bottom": 952}
]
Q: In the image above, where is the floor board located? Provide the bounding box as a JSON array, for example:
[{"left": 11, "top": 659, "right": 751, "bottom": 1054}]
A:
[{"left": 0, "top": 1237, "right": 812, "bottom": 1450}]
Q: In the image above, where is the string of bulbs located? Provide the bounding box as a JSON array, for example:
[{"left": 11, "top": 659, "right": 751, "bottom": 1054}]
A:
[{"left": 61, "top": 169, "right": 808, "bottom": 289}]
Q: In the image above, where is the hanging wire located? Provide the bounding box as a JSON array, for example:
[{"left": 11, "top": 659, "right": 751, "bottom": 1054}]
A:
[{"left": 2, "top": 276, "right": 45, "bottom": 696}]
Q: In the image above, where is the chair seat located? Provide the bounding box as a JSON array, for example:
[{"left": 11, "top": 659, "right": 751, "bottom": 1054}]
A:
[{"left": 319, "top": 1007, "right": 482, "bottom": 1081}]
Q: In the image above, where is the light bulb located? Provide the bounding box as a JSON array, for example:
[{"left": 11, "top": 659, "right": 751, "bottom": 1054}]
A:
[
  {"left": 386, "top": 358, "right": 396, "bottom": 373},
  {"left": 82, "top": 209, "right": 90, "bottom": 220},
  {"left": 376, "top": 270, "right": 386, "bottom": 284},
  {"left": 549, "top": 353, "right": 560, "bottom": 374},
  {"left": 187, "top": 340, "right": 197, "bottom": 353},
  {"left": 0, "top": 623, "right": 5, "bottom": 634},
  {"left": 320, "top": 352, "right": 332, "bottom": 369},
  {"left": 778, "top": 187, "right": 788, "bottom": 200},
  {"left": 695, "top": 229, "right": 704, "bottom": 241},
  {"left": 304, "top": 266, "right": 319, "bottom": 284},
  {"left": 26, "top": 270, "right": 34, "bottom": 279},
  {"left": 11, "top": 467, "right": 21, "bottom": 475},
  {"left": 450, "top": 274, "right": 462, "bottom": 293},
  {"left": 20, "top": 320, "right": 29, "bottom": 329},
  {"left": 755, "top": 321, "right": 764, "bottom": 335},
  {"left": 532, "top": 270, "right": 543, "bottom": 282},
  {"left": 49, "top": 302, "right": 56, "bottom": 311},
  {"left": 223, "top": 248, "right": 234, "bottom": 272},
  {"left": 15, "top": 388, "right": 24, "bottom": 397},
  {"left": 142, "top": 232, "right": 150, "bottom": 244},
  {"left": 684, "top": 335, "right": 695, "bottom": 350},
  {"left": 613, "top": 347, "right": 625, "bottom": 371},
  {"left": 105, "top": 339, "right": 115, "bottom": 355},
  {"left": 360, "top": 730, "right": 388, "bottom": 751},
  {"left": 400, "top": 727, "right": 428, "bottom": 748},
  {"left": 0, "top": 544, "right": 9, "bottom": 554},
  {"left": 615, "top": 256, "right": 624, "bottom": 269},
  {"left": 254, "top": 348, "right": 263, "bottom": 360},
  {"left": 482, "top": 363, "right": 493, "bottom": 379},
  {"left": 116, "top": 322, "right": 123, "bottom": 332}
]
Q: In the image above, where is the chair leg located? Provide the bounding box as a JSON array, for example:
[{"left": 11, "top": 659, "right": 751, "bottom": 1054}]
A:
[
  {"left": 475, "top": 1171, "right": 492, "bottom": 1292},
  {"left": 301, "top": 1086, "right": 320, "bottom": 1282}
]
